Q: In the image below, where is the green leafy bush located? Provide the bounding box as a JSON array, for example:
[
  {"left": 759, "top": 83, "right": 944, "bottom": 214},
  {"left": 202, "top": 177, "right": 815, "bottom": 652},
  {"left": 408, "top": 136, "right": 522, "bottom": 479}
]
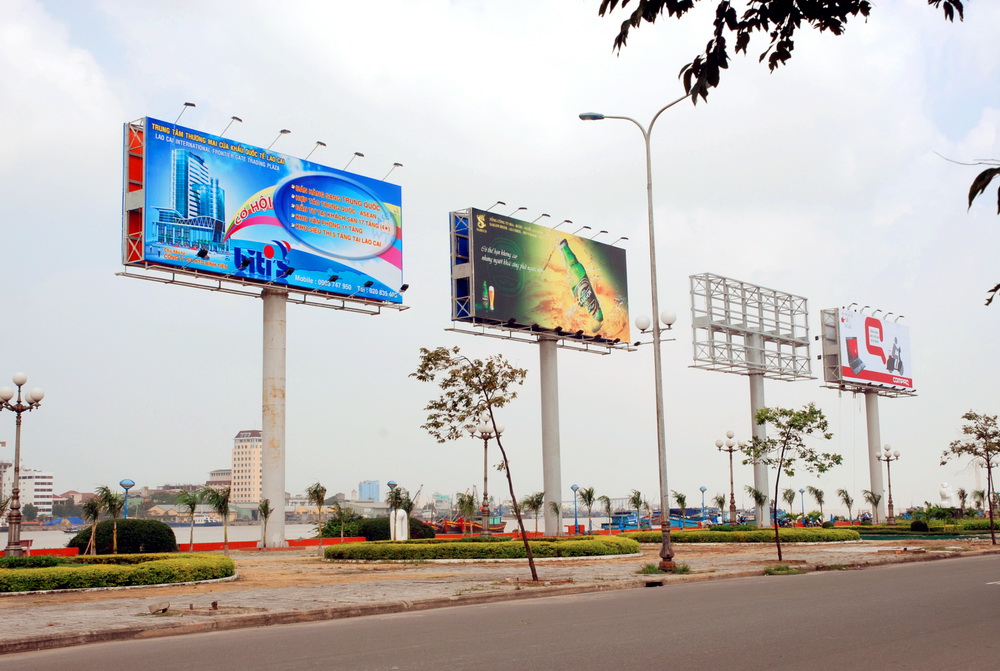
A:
[
  {"left": 709, "top": 524, "right": 758, "bottom": 532},
  {"left": 959, "top": 519, "right": 1000, "bottom": 531},
  {"left": 324, "top": 535, "right": 639, "bottom": 561},
  {"left": 0, "top": 555, "right": 65, "bottom": 569},
  {"left": 822, "top": 521, "right": 835, "bottom": 529},
  {"left": 334, "top": 517, "right": 437, "bottom": 542},
  {"left": 910, "top": 520, "right": 930, "bottom": 532},
  {"left": 66, "top": 519, "right": 178, "bottom": 555},
  {"left": 623, "top": 529, "right": 860, "bottom": 543},
  {"left": 0, "top": 554, "right": 234, "bottom": 592}
]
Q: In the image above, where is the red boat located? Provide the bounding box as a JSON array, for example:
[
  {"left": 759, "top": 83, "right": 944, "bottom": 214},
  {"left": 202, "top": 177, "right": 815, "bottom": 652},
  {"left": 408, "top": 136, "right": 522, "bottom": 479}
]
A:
[{"left": 439, "top": 518, "right": 506, "bottom": 534}]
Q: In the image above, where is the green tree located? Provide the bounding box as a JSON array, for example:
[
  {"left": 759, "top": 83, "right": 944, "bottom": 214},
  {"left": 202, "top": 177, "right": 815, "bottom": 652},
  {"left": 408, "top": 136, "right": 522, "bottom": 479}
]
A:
[
  {"left": 711, "top": 493, "right": 726, "bottom": 524},
  {"left": 95, "top": 486, "right": 125, "bottom": 554},
  {"left": 744, "top": 485, "right": 768, "bottom": 526},
  {"left": 628, "top": 489, "right": 644, "bottom": 529},
  {"left": 597, "top": 0, "right": 964, "bottom": 104},
  {"left": 836, "top": 489, "right": 855, "bottom": 524},
  {"left": 0, "top": 495, "right": 9, "bottom": 522},
  {"left": 597, "top": 494, "right": 614, "bottom": 528},
  {"left": 455, "top": 491, "right": 477, "bottom": 535},
  {"left": 258, "top": 498, "right": 274, "bottom": 550},
  {"left": 741, "top": 403, "right": 840, "bottom": 560},
  {"left": 175, "top": 490, "right": 200, "bottom": 552},
  {"left": 412, "top": 346, "right": 539, "bottom": 581},
  {"left": 807, "top": 486, "right": 826, "bottom": 521},
  {"left": 862, "top": 489, "right": 882, "bottom": 524},
  {"left": 307, "top": 482, "right": 328, "bottom": 553},
  {"left": 520, "top": 492, "right": 546, "bottom": 534},
  {"left": 972, "top": 489, "right": 986, "bottom": 512},
  {"left": 326, "top": 501, "right": 358, "bottom": 542},
  {"left": 200, "top": 486, "right": 232, "bottom": 554},
  {"left": 671, "top": 490, "right": 687, "bottom": 526},
  {"left": 782, "top": 488, "right": 798, "bottom": 523},
  {"left": 81, "top": 498, "right": 103, "bottom": 556},
  {"left": 21, "top": 503, "right": 37, "bottom": 522},
  {"left": 941, "top": 411, "right": 1000, "bottom": 544},
  {"left": 956, "top": 487, "right": 968, "bottom": 519},
  {"left": 577, "top": 486, "right": 597, "bottom": 534}
]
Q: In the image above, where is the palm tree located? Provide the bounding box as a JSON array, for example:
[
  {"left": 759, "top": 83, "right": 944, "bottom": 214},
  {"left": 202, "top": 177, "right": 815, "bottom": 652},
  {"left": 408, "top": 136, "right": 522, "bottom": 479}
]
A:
[
  {"left": 597, "top": 494, "right": 614, "bottom": 531},
  {"left": 548, "top": 500, "right": 562, "bottom": 533},
  {"left": 455, "top": 492, "right": 477, "bottom": 536},
  {"left": 520, "top": 492, "right": 545, "bottom": 534},
  {"left": 807, "top": 486, "right": 826, "bottom": 522},
  {"left": 628, "top": 489, "right": 643, "bottom": 529},
  {"left": 175, "top": 490, "right": 200, "bottom": 552},
  {"left": 782, "top": 488, "right": 798, "bottom": 525},
  {"left": 836, "top": 489, "right": 855, "bottom": 524},
  {"left": 385, "top": 485, "right": 407, "bottom": 540},
  {"left": 257, "top": 498, "right": 274, "bottom": 550},
  {"left": 82, "top": 498, "right": 103, "bottom": 555},
  {"left": 973, "top": 489, "right": 986, "bottom": 513},
  {"left": 306, "top": 482, "right": 328, "bottom": 553},
  {"left": 95, "top": 485, "right": 125, "bottom": 554},
  {"left": 576, "top": 487, "right": 597, "bottom": 533},
  {"left": 711, "top": 493, "right": 726, "bottom": 524},
  {"left": 200, "top": 486, "right": 232, "bottom": 554},
  {"left": 956, "top": 487, "right": 968, "bottom": 518},
  {"left": 744, "top": 485, "right": 768, "bottom": 526},
  {"left": 671, "top": 490, "right": 688, "bottom": 528},
  {"left": 862, "top": 489, "right": 882, "bottom": 524}
]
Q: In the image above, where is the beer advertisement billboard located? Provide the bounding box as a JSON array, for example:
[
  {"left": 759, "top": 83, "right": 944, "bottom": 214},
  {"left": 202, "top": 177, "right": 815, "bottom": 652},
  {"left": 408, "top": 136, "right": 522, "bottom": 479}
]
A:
[
  {"left": 125, "top": 117, "right": 404, "bottom": 302},
  {"left": 833, "top": 308, "right": 913, "bottom": 391},
  {"left": 465, "top": 208, "right": 630, "bottom": 341}
]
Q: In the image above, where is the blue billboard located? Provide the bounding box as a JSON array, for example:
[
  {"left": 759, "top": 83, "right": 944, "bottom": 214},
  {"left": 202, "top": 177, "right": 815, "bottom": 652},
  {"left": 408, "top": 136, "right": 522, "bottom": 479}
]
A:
[{"left": 129, "top": 117, "right": 403, "bottom": 302}]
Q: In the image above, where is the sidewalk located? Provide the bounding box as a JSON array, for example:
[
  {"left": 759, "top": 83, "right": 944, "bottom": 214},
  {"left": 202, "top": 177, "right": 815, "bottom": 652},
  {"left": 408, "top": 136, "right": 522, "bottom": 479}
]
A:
[{"left": 2, "top": 538, "right": 997, "bottom": 655}]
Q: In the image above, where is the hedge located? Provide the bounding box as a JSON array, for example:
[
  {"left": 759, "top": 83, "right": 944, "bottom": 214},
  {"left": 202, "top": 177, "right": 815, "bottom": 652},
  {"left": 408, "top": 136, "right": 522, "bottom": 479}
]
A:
[
  {"left": 0, "top": 554, "right": 234, "bottom": 593},
  {"left": 324, "top": 536, "right": 640, "bottom": 561},
  {"left": 66, "top": 519, "right": 179, "bottom": 555},
  {"left": 622, "top": 529, "right": 861, "bottom": 543}
]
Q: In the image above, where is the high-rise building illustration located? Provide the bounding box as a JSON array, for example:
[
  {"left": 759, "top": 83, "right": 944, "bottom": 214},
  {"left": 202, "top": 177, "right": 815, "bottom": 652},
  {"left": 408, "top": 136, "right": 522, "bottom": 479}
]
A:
[{"left": 153, "top": 148, "right": 229, "bottom": 252}]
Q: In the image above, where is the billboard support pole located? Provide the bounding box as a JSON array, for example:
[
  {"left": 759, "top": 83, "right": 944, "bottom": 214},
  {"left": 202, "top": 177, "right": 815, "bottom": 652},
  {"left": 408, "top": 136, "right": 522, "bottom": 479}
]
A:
[
  {"left": 864, "top": 390, "right": 887, "bottom": 523},
  {"left": 748, "top": 333, "right": 769, "bottom": 526},
  {"left": 539, "top": 336, "right": 563, "bottom": 536},
  {"left": 261, "top": 289, "right": 288, "bottom": 548}
]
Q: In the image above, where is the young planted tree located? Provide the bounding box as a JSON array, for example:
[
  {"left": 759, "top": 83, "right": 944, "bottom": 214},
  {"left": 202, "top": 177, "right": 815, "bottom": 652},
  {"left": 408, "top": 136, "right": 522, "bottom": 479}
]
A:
[
  {"left": 711, "top": 493, "right": 726, "bottom": 524},
  {"left": 956, "top": 488, "right": 968, "bottom": 519},
  {"left": 597, "top": 494, "right": 614, "bottom": 530},
  {"left": 628, "top": 489, "right": 644, "bottom": 529},
  {"left": 95, "top": 486, "right": 125, "bottom": 554},
  {"left": 326, "top": 501, "right": 355, "bottom": 542},
  {"left": 200, "top": 486, "right": 232, "bottom": 554},
  {"left": 671, "top": 491, "right": 688, "bottom": 527},
  {"left": 836, "top": 489, "right": 855, "bottom": 525},
  {"left": 412, "top": 346, "right": 539, "bottom": 581},
  {"left": 782, "top": 488, "right": 798, "bottom": 524},
  {"left": 744, "top": 485, "right": 768, "bottom": 526},
  {"left": 741, "top": 403, "right": 840, "bottom": 560},
  {"left": 455, "top": 491, "right": 477, "bottom": 535},
  {"left": 82, "top": 498, "right": 103, "bottom": 556},
  {"left": 548, "top": 500, "right": 562, "bottom": 531},
  {"left": 520, "top": 492, "right": 545, "bottom": 534},
  {"left": 307, "top": 482, "right": 328, "bottom": 554},
  {"left": 941, "top": 411, "right": 1000, "bottom": 544},
  {"left": 258, "top": 498, "right": 274, "bottom": 550},
  {"left": 577, "top": 487, "right": 597, "bottom": 534},
  {"left": 972, "top": 489, "right": 986, "bottom": 513},
  {"left": 862, "top": 490, "right": 882, "bottom": 524},
  {"left": 807, "top": 486, "right": 826, "bottom": 522},
  {"left": 175, "top": 490, "right": 200, "bottom": 552}
]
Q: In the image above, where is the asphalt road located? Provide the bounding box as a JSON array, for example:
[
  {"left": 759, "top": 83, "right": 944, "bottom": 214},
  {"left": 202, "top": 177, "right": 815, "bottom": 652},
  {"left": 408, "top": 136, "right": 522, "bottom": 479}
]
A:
[{"left": 6, "top": 555, "right": 999, "bottom": 670}]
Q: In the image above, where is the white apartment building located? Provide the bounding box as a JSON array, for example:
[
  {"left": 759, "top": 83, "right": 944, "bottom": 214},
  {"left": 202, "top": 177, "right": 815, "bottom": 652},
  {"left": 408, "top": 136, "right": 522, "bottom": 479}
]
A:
[
  {"left": 230, "top": 429, "right": 262, "bottom": 504},
  {"left": 0, "top": 464, "right": 54, "bottom": 519}
]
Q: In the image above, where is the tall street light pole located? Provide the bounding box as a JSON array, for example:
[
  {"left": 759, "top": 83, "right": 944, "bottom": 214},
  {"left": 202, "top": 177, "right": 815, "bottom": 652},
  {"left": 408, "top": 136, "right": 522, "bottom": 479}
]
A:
[
  {"left": 876, "top": 445, "right": 901, "bottom": 524},
  {"left": 571, "top": 484, "right": 579, "bottom": 534},
  {"left": 0, "top": 373, "right": 45, "bottom": 558},
  {"left": 580, "top": 92, "right": 690, "bottom": 570},
  {"left": 469, "top": 419, "right": 503, "bottom": 536},
  {"left": 799, "top": 488, "right": 806, "bottom": 524},
  {"left": 699, "top": 486, "right": 707, "bottom": 524},
  {"left": 716, "top": 431, "right": 740, "bottom": 526}
]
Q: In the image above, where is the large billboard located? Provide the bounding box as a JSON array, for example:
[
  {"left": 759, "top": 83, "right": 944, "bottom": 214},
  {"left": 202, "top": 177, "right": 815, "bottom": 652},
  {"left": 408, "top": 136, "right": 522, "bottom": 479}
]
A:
[
  {"left": 123, "top": 117, "right": 403, "bottom": 302},
  {"left": 450, "top": 208, "right": 630, "bottom": 341},
  {"left": 822, "top": 308, "right": 913, "bottom": 391}
]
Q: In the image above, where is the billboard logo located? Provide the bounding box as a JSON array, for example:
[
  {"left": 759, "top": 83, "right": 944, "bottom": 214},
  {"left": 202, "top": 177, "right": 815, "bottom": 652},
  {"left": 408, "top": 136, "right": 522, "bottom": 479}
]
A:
[{"left": 234, "top": 240, "right": 291, "bottom": 279}]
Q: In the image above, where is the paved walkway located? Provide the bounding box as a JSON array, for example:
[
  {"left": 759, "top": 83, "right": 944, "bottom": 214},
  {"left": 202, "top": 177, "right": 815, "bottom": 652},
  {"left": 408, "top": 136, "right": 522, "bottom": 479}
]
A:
[{"left": 2, "top": 538, "right": 997, "bottom": 655}]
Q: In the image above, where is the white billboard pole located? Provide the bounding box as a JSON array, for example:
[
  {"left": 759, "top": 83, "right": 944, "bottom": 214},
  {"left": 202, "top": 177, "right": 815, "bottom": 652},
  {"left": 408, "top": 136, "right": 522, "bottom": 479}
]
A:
[
  {"left": 865, "top": 391, "right": 887, "bottom": 522},
  {"left": 261, "top": 289, "right": 288, "bottom": 548},
  {"left": 539, "top": 337, "right": 563, "bottom": 536},
  {"left": 748, "top": 333, "right": 769, "bottom": 526}
]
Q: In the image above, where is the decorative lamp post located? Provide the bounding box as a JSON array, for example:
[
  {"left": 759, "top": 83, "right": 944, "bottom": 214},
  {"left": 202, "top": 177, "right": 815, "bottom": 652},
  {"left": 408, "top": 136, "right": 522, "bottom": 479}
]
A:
[
  {"left": 120, "top": 479, "right": 135, "bottom": 519},
  {"left": 387, "top": 480, "right": 397, "bottom": 541},
  {"left": 799, "top": 488, "right": 806, "bottom": 525},
  {"left": 715, "top": 431, "right": 740, "bottom": 526},
  {"left": 468, "top": 419, "right": 503, "bottom": 536},
  {"left": 571, "top": 484, "right": 580, "bottom": 535},
  {"left": 0, "top": 372, "right": 45, "bottom": 558},
  {"left": 699, "top": 486, "right": 707, "bottom": 525},
  {"left": 876, "top": 445, "right": 901, "bottom": 524},
  {"left": 581, "top": 93, "right": 690, "bottom": 570}
]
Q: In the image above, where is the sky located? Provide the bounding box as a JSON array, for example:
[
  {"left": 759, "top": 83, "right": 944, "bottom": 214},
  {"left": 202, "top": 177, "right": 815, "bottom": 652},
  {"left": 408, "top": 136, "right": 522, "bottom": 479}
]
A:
[{"left": 1, "top": 0, "right": 998, "bottom": 518}]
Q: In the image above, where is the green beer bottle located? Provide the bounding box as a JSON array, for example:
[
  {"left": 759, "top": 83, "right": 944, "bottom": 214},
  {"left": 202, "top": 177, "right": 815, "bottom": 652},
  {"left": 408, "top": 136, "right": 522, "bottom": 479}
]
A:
[{"left": 559, "top": 239, "right": 604, "bottom": 331}]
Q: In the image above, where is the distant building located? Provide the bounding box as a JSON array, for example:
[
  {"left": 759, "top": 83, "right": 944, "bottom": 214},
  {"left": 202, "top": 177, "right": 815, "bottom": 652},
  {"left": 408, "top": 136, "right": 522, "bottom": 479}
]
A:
[
  {"left": 359, "top": 480, "right": 380, "bottom": 501},
  {"left": 231, "top": 430, "right": 262, "bottom": 503},
  {"left": 1, "top": 466, "right": 54, "bottom": 519},
  {"left": 206, "top": 469, "right": 232, "bottom": 488}
]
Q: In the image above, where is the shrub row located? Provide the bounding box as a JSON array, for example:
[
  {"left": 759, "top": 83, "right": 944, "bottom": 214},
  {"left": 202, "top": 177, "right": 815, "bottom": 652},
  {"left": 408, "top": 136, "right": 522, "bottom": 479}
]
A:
[
  {"left": 0, "top": 555, "right": 64, "bottom": 569},
  {"left": 0, "top": 554, "right": 234, "bottom": 593},
  {"left": 324, "top": 536, "right": 640, "bottom": 561},
  {"left": 623, "top": 529, "right": 861, "bottom": 543}
]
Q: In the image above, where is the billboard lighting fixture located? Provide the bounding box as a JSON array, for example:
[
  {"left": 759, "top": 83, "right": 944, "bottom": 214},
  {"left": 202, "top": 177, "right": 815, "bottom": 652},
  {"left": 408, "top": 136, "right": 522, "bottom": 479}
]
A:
[
  {"left": 554, "top": 326, "right": 564, "bottom": 335},
  {"left": 237, "top": 258, "right": 252, "bottom": 271},
  {"left": 610, "top": 236, "right": 629, "bottom": 246},
  {"left": 344, "top": 151, "right": 365, "bottom": 169},
  {"left": 305, "top": 141, "right": 327, "bottom": 160},
  {"left": 195, "top": 248, "right": 209, "bottom": 259},
  {"left": 268, "top": 129, "right": 291, "bottom": 150},
  {"left": 486, "top": 201, "right": 506, "bottom": 212},
  {"left": 383, "top": 162, "right": 403, "bottom": 180},
  {"left": 552, "top": 219, "right": 572, "bottom": 230},
  {"left": 847, "top": 302, "right": 858, "bottom": 310},
  {"left": 174, "top": 102, "right": 196, "bottom": 124},
  {"left": 506, "top": 317, "right": 516, "bottom": 326},
  {"left": 872, "top": 308, "right": 883, "bottom": 317},
  {"left": 508, "top": 206, "right": 526, "bottom": 217},
  {"left": 363, "top": 280, "right": 374, "bottom": 288},
  {"left": 590, "top": 230, "right": 609, "bottom": 240},
  {"left": 571, "top": 225, "right": 591, "bottom": 235},
  {"left": 328, "top": 274, "right": 339, "bottom": 282},
  {"left": 399, "top": 284, "right": 409, "bottom": 293},
  {"left": 575, "top": 330, "right": 584, "bottom": 338},
  {"left": 277, "top": 267, "right": 294, "bottom": 279},
  {"left": 860, "top": 305, "right": 870, "bottom": 313},
  {"left": 220, "top": 115, "right": 243, "bottom": 137},
  {"left": 894, "top": 314, "right": 905, "bottom": 322},
  {"left": 531, "top": 214, "right": 550, "bottom": 223}
]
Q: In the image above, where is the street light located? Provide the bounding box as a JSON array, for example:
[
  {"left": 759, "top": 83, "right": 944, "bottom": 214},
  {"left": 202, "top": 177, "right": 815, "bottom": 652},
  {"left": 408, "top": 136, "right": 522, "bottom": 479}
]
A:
[
  {"left": 580, "top": 92, "right": 691, "bottom": 570},
  {"left": 0, "top": 373, "right": 45, "bottom": 558},
  {"left": 699, "top": 486, "right": 707, "bottom": 525},
  {"left": 799, "top": 488, "right": 806, "bottom": 525},
  {"left": 120, "top": 479, "right": 136, "bottom": 519},
  {"left": 876, "top": 445, "right": 901, "bottom": 524},
  {"left": 715, "top": 431, "right": 740, "bottom": 526},
  {"left": 571, "top": 484, "right": 580, "bottom": 535},
  {"left": 468, "top": 419, "right": 503, "bottom": 536}
]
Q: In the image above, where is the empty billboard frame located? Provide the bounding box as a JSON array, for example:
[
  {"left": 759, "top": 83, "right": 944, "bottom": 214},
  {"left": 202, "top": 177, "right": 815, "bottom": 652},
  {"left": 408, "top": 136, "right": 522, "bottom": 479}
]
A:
[{"left": 690, "top": 273, "right": 812, "bottom": 381}]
